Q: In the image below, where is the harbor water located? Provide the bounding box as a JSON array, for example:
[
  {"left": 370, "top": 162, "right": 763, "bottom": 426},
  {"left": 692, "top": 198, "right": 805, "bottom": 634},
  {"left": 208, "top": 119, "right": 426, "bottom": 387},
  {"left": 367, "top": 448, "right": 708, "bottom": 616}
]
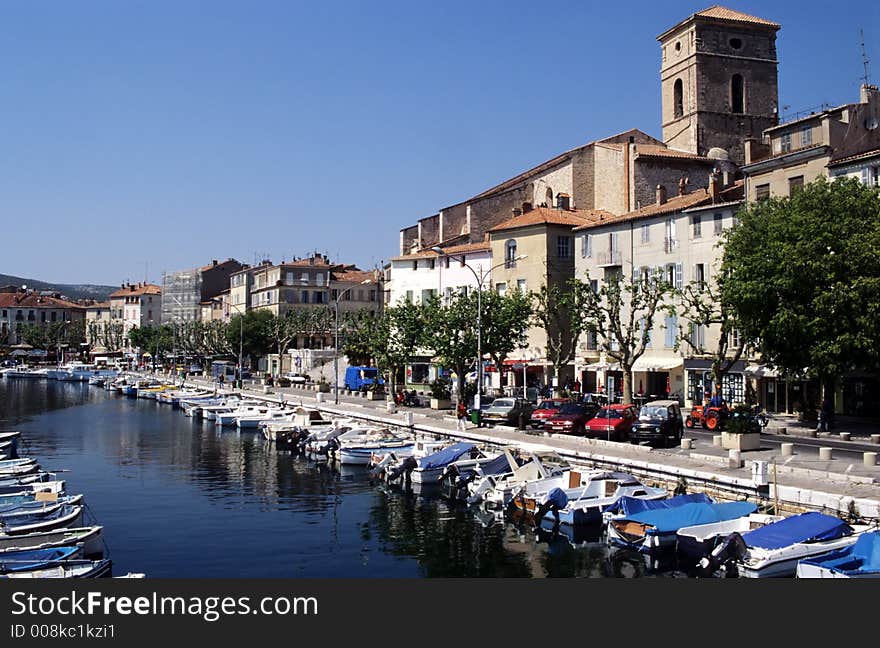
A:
[{"left": 0, "top": 379, "right": 675, "bottom": 578}]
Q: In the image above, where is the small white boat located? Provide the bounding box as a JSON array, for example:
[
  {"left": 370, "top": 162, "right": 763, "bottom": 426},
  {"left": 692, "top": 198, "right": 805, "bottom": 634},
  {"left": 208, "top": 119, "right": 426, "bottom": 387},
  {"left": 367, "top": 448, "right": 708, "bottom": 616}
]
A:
[
  {"left": 216, "top": 404, "right": 274, "bottom": 427},
  {"left": 677, "top": 512, "right": 784, "bottom": 566},
  {"left": 0, "top": 459, "right": 39, "bottom": 477},
  {"left": 235, "top": 408, "right": 290, "bottom": 430},
  {"left": 466, "top": 451, "right": 570, "bottom": 508},
  {"left": 0, "top": 558, "right": 112, "bottom": 578},
  {"left": 0, "top": 526, "right": 104, "bottom": 556}
]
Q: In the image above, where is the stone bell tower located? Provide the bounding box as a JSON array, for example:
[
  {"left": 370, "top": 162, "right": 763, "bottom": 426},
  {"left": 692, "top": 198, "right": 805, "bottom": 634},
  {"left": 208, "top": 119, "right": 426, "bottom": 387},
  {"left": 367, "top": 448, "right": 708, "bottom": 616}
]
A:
[{"left": 658, "top": 5, "right": 780, "bottom": 166}]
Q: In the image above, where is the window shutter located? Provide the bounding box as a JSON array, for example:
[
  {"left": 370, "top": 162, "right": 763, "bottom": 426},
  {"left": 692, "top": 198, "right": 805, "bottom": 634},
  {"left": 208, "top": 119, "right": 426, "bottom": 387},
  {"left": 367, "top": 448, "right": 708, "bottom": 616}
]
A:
[
  {"left": 632, "top": 265, "right": 639, "bottom": 284},
  {"left": 675, "top": 263, "right": 683, "bottom": 289},
  {"left": 863, "top": 167, "right": 871, "bottom": 185}
]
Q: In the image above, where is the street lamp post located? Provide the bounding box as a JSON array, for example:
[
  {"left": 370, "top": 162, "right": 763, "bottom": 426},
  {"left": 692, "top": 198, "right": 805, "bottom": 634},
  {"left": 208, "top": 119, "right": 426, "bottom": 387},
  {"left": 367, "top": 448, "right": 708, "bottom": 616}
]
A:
[
  {"left": 211, "top": 299, "right": 244, "bottom": 389},
  {"left": 334, "top": 279, "right": 372, "bottom": 405},
  {"left": 430, "top": 247, "right": 527, "bottom": 427}
]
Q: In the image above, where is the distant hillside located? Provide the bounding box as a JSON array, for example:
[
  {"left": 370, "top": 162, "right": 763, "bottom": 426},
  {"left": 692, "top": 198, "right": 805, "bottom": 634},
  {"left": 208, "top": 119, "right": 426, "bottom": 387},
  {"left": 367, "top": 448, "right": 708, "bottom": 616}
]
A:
[{"left": 0, "top": 273, "right": 118, "bottom": 302}]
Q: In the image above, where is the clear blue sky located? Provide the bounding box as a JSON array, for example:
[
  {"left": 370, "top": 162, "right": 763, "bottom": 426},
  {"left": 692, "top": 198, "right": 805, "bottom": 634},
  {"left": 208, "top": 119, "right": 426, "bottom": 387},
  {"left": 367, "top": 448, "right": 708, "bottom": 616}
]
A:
[{"left": 2, "top": 1, "right": 877, "bottom": 285}]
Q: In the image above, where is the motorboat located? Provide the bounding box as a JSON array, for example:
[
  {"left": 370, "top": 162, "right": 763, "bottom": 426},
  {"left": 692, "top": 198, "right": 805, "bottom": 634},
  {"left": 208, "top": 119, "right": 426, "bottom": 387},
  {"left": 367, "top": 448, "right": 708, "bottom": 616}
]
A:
[
  {"left": 521, "top": 473, "right": 669, "bottom": 527},
  {"left": 796, "top": 530, "right": 880, "bottom": 578},
  {"left": 204, "top": 400, "right": 262, "bottom": 423},
  {"left": 0, "top": 558, "right": 112, "bottom": 578},
  {"left": 603, "top": 492, "right": 713, "bottom": 523},
  {"left": 439, "top": 450, "right": 523, "bottom": 500},
  {"left": 606, "top": 500, "right": 759, "bottom": 553},
  {"left": 383, "top": 441, "right": 479, "bottom": 485},
  {"left": 676, "top": 512, "right": 785, "bottom": 567},
  {"left": 215, "top": 404, "right": 277, "bottom": 427},
  {"left": 0, "top": 526, "right": 104, "bottom": 556},
  {"left": 712, "top": 511, "right": 872, "bottom": 578},
  {"left": 335, "top": 429, "right": 415, "bottom": 465},
  {"left": 4, "top": 367, "right": 49, "bottom": 379},
  {"left": 235, "top": 408, "right": 292, "bottom": 431},
  {"left": 466, "top": 451, "right": 571, "bottom": 508}
]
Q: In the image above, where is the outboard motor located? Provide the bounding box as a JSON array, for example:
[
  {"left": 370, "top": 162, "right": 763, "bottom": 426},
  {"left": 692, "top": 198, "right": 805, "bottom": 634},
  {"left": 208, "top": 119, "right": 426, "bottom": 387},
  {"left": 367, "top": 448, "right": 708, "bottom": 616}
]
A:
[
  {"left": 533, "top": 487, "right": 569, "bottom": 524},
  {"left": 325, "top": 436, "right": 341, "bottom": 460},
  {"left": 386, "top": 456, "right": 418, "bottom": 483},
  {"left": 439, "top": 463, "right": 460, "bottom": 484},
  {"left": 466, "top": 475, "right": 496, "bottom": 505},
  {"left": 698, "top": 532, "right": 748, "bottom": 576}
]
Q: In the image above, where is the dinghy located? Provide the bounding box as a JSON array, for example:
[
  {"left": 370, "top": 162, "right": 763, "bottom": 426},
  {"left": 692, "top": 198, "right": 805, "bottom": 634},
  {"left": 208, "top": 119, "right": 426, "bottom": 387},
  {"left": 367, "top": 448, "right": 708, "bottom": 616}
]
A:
[
  {"left": 0, "top": 526, "right": 104, "bottom": 556},
  {"left": 0, "top": 505, "right": 84, "bottom": 535},
  {"left": 0, "top": 558, "right": 112, "bottom": 578},
  {"left": 0, "top": 546, "right": 82, "bottom": 573},
  {"left": 0, "top": 459, "right": 39, "bottom": 477},
  {"left": 676, "top": 512, "right": 784, "bottom": 566},
  {"left": 796, "top": 530, "right": 880, "bottom": 579}
]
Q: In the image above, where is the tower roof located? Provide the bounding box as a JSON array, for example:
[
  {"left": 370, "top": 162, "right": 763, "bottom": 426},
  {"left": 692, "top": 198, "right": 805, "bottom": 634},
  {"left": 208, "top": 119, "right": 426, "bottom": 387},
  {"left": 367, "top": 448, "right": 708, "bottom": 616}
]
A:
[{"left": 658, "top": 5, "right": 780, "bottom": 40}]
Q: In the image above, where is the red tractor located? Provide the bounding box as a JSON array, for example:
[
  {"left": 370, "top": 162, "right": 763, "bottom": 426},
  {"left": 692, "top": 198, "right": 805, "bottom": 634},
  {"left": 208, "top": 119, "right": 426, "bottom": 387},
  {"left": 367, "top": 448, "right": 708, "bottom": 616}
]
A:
[{"left": 685, "top": 404, "right": 730, "bottom": 430}]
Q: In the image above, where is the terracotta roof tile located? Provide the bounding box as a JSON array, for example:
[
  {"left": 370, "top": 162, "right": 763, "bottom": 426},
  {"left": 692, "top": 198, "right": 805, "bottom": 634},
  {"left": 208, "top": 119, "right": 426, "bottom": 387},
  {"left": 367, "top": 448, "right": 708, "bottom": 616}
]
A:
[
  {"left": 634, "top": 144, "right": 715, "bottom": 162},
  {"left": 695, "top": 5, "right": 780, "bottom": 28},
  {"left": 0, "top": 293, "right": 85, "bottom": 310},
  {"left": 573, "top": 181, "right": 743, "bottom": 230},
  {"left": 489, "top": 207, "right": 610, "bottom": 233},
  {"left": 332, "top": 270, "right": 376, "bottom": 283},
  {"left": 392, "top": 241, "right": 491, "bottom": 262},
  {"left": 109, "top": 284, "right": 162, "bottom": 298}
]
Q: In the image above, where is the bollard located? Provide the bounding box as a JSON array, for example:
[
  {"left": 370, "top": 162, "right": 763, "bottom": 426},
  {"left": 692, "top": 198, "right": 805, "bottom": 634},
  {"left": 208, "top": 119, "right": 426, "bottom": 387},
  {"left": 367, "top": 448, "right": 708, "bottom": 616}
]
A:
[
  {"left": 402, "top": 412, "right": 414, "bottom": 427},
  {"left": 777, "top": 427, "right": 787, "bottom": 435},
  {"left": 728, "top": 449, "right": 742, "bottom": 468},
  {"left": 713, "top": 435, "right": 722, "bottom": 447},
  {"left": 871, "top": 435, "right": 880, "bottom": 445},
  {"left": 864, "top": 452, "right": 877, "bottom": 467},
  {"left": 781, "top": 443, "right": 794, "bottom": 456},
  {"left": 819, "top": 447, "right": 833, "bottom": 461},
  {"left": 839, "top": 432, "right": 851, "bottom": 441},
  {"left": 386, "top": 401, "right": 396, "bottom": 414},
  {"left": 315, "top": 392, "right": 324, "bottom": 403},
  {"left": 807, "top": 429, "right": 817, "bottom": 438},
  {"left": 680, "top": 438, "right": 693, "bottom": 450}
]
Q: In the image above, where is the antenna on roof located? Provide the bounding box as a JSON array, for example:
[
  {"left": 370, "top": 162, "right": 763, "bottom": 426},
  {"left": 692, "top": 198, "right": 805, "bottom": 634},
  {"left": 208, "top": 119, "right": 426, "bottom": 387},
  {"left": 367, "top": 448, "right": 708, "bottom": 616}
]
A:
[{"left": 861, "top": 28, "right": 871, "bottom": 86}]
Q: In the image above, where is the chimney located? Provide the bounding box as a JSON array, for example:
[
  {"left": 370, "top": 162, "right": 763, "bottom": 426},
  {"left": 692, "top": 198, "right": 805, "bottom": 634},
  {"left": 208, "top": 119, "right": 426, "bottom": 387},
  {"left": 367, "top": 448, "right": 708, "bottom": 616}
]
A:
[
  {"left": 861, "top": 83, "right": 879, "bottom": 105},
  {"left": 212, "top": 259, "right": 218, "bottom": 266},
  {"left": 512, "top": 207, "right": 522, "bottom": 217},
  {"left": 709, "top": 171, "right": 721, "bottom": 204},
  {"left": 678, "top": 177, "right": 689, "bottom": 196},
  {"left": 655, "top": 184, "right": 667, "bottom": 205},
  {"left": 522, "top": 202, "right": 533, "bottom": 213}
]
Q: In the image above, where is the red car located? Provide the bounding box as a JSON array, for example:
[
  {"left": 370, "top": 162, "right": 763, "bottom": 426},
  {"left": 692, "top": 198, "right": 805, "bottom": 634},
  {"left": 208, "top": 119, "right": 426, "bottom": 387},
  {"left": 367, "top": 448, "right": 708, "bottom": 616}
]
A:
[
  {"left": 543, "top": 402, "right": 599, "bottom": 436},
  {"left": 529, "top": 398, "right": 570, "bottom": 429},
  {"left": 585, "top": 404, "right": 638, "bottom": 441}
]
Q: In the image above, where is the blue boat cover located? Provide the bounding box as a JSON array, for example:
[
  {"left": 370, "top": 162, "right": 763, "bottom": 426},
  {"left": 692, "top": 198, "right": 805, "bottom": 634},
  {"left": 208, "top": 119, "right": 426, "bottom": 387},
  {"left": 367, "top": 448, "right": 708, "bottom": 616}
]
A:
[
  {"left": 0, "top": 546, "right": 79, "bottom": 572},
  {"left": 622, "top": 501, "right": 758, "bottom": 534},
  {"left": 609, "top": 492, "right": 712, "bottom": 517},
  {"left": 800, "top": 531, "right": 880, "bottom": 575},
  {"left": 479, "top": 454, "right": 514, "bottom": 477},
  {"left": 544, "top": 487, "right": 569, "bottom": 509},
  {"left": 742, "top": 512, "right": 852, "bottom": 550},
  {"left": 419, "top": 442, "right": 476, "bottom": 470}
]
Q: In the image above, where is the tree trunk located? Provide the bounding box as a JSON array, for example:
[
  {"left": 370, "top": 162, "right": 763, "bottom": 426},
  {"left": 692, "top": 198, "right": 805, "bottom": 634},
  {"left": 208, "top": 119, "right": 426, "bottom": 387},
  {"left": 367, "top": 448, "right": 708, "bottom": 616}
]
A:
[{"left": 623, "top": 368, "right": 633, "bottom": 405}]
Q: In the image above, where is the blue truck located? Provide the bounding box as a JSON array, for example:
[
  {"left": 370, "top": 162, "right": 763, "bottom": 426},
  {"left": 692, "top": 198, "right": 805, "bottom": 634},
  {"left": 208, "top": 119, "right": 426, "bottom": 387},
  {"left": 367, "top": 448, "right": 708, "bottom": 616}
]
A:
[{"left": 344, "top": 366, "right": 383, "bottom": 391}]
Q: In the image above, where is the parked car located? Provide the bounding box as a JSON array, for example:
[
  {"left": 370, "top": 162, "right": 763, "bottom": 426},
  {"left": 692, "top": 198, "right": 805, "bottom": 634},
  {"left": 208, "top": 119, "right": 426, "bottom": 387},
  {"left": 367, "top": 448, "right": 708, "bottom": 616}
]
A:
[
  {"left": 543, "top": 402, "right": 599, "bottom": 435},
  {"left": 481, "top": 398, "right": 533, "bottom": 427},
  {"left": 585, "top": 404, "right": 638, "bottom": 441},
  {"left": 529, "top": 398, "right": 570, "bottom": 429},
  {"left": 283, "top": 373, "right": 308, "bottom": 384},
  {"left": 629, "top": 400, "right": 684, "bottom": 447},
  {"left": 466, "top": 395, "right": 495, "bottom": 418}
]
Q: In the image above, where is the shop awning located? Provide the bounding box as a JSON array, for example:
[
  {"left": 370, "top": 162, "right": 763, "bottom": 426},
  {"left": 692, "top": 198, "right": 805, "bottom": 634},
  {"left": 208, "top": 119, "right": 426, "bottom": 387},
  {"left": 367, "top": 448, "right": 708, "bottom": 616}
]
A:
[
  {"left": 745, "top": 364, "right": 779, "bottom": 378},
  {"left": 683, "top": 358, "right": 747, "bottom": 373},
  {"left": 632, "top": 356, "right": 684, "bottom": 372},
  {"left": 583, "top": 361, "right": 620, "bottom": 372}
]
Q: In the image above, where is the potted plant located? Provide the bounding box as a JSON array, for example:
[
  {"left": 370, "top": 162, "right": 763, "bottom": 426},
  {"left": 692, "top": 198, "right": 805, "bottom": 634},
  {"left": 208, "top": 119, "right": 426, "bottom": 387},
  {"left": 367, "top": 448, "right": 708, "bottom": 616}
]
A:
[
  {"left": 721, "top": 404, "right": 762, "bottom": 451},
  {"left": 365, "top": 381, "right": 385, "bottom": 400},
  {"left": 429, "top": 377, "right": 452, "bottom": 410}
]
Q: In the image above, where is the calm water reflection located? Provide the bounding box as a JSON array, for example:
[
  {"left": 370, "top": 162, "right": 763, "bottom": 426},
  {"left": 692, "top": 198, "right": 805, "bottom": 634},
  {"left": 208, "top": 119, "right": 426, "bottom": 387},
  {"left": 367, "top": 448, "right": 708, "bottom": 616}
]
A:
[{"left": 0, "top": 379, "right": 673, "bottom": 578}]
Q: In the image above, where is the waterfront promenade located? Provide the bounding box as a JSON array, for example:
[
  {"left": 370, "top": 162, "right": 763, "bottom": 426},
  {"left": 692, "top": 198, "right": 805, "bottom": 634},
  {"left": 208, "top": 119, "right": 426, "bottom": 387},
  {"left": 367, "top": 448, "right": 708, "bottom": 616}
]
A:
[{"left": 166, "top": 373, "right": 880, "bottom": 521}]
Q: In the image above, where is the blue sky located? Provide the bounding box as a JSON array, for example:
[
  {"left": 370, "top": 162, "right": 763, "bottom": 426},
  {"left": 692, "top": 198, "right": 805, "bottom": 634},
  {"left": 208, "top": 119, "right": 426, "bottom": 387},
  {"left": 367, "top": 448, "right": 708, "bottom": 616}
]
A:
[{"left": 2, "top": 1, "right": 878, "bottom": 285}]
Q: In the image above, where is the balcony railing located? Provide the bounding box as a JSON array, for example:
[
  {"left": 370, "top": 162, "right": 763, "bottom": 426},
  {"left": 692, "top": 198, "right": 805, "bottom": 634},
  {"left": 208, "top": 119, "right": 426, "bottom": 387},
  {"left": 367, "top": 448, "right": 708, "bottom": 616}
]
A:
[
  {"left": 664, "top": 237, "right": 679, "bottom": 254},
  {"left": 596, "top": 251, "right": 622, "bottom": 267}
]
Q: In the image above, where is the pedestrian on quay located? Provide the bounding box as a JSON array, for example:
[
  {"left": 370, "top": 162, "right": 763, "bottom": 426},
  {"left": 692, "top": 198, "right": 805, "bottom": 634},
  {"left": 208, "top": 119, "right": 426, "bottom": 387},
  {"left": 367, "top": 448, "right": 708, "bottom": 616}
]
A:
[
  {"left": 456, "top": 400, "right": 468, "bottom": 431},
  {"left": 818, "top": 397, "right": 833, "bottom": 432}
]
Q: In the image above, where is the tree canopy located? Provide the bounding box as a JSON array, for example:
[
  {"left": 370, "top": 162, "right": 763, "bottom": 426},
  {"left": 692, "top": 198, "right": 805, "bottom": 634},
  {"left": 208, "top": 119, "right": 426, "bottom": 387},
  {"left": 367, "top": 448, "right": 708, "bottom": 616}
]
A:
[{"left": 722, "top": 176, "right": 880, "bottom": 390}]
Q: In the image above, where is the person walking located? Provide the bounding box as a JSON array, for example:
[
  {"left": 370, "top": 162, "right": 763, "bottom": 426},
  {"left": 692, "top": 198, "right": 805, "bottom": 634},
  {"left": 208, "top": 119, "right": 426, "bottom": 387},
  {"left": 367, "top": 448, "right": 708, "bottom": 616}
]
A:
[
  {"left": 818, "top": 397, "right": 833, "bottom": 432},
  {"left": 456, "top": 400, "right": 469, "bottom": 431}
]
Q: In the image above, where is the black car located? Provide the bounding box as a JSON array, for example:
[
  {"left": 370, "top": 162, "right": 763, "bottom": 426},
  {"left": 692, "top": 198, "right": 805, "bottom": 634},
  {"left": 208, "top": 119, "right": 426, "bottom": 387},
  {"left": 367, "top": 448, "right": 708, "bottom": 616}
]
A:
[{"left": 629, "top": 400, "right": 684, "bottom": 448}]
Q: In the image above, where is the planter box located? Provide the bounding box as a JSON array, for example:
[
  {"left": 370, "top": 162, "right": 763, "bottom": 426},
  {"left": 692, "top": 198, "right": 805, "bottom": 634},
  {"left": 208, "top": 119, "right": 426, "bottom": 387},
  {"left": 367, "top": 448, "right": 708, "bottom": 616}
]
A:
[
  {"left": 317, "top": 384, "right": 330, "bottom": 393},
  {"left": 721, "top": 431, "right": 761, "bottom": 451},
  {"left": 366, "top": 391, "right": 386, "bottom": 401},
  {"left": 430, "top": 398, "right": 452, "bottom": 410}
]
